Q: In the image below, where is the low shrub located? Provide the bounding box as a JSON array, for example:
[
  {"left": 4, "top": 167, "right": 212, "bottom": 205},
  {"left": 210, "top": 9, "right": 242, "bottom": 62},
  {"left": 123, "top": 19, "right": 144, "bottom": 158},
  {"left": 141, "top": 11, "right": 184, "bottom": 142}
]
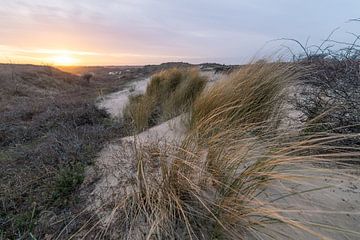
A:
[
  {"left": 0, "top": 67, "right": 128, "bottom": 239},
  {"left": 280, "top": 32, "right": 360, "bottom": 147},
  {"left": 294, "top": 57, "right": 360, "bottom": 144}
]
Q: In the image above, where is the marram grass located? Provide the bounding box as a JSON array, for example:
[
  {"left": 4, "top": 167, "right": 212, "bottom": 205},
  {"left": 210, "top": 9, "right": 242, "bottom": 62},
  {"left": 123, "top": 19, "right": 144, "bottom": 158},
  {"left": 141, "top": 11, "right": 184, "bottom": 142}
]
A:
[
  {"left": 123, "top": 68, "right": 206, "bottom": 132},
  {"left": 80, "top": 62, "right": 360, "bottom": 239}
]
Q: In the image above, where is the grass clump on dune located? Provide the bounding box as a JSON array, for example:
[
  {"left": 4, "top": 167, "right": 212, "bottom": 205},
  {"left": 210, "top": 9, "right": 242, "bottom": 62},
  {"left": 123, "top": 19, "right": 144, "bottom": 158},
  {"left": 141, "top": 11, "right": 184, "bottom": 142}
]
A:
[
  {"left": 123, "top": 68, "right": 206, "bottom": 132},
  {"left": 123, "top": 94, "right": 156, "bottom": 132},
  {"left": 118, "top": 128, "right": 360, "bottom": 239},
  {"left": 191, "top": 61, "right": 303, "bottom": 138}
]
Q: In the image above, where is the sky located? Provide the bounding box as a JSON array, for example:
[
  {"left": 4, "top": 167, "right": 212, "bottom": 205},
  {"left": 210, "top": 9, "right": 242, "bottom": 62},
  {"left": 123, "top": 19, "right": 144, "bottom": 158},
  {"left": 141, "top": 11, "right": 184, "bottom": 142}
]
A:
[{"left": 0, "top": 0, "right": 359, "bottom": 66}]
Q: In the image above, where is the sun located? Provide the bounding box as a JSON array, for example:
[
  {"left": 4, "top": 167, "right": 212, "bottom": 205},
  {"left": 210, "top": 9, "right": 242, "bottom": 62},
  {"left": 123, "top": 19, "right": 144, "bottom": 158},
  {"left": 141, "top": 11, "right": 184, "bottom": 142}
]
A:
[{"left": 50, "top": 55, "right": 78, "bottom": 66}]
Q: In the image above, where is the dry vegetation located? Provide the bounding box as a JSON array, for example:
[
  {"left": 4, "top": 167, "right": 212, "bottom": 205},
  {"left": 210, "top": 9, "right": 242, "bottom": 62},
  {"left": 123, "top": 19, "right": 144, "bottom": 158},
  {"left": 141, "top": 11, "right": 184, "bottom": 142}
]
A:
[
  {"left": 191, "top": 62, "right": 303, "bottom": 138},
  {"left": 76, "top": 58, "right": 359, "bottom": 239},
  {"left": 0, "top": 64, "right": 146, "bottom": 238},
  {"left": 295, "top": 57, "right": 360, "bottom": 141}
]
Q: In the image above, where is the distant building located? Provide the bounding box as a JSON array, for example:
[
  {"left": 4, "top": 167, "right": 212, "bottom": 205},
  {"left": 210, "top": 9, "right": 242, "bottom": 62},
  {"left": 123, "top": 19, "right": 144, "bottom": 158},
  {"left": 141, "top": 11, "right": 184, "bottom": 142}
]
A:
[{"left": 108, "top": 71, "right": 122, "bottom": 75}]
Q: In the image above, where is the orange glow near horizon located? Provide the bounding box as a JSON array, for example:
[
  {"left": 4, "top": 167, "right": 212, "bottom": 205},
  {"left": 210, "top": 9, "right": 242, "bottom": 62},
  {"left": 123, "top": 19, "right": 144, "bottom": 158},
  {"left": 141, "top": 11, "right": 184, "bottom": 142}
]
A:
[
  {"left": 48, "top": 54, "right": 79, "bottom": 66},
  {"left": 0, "top": 45, "right": 192, "bottom": 66},
  {"left": 0, "top": 46, "right": 88, "bottom": 66}
]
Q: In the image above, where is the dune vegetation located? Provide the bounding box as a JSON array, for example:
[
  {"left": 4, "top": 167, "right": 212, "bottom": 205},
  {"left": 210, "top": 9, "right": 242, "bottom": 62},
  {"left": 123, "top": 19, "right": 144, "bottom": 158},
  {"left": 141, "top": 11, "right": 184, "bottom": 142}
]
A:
[
  {"left": 123, "top": 68, "right": 206, "bottom": 132},
  {"left": 81, "top": 56, "right": 360, "bottom": 239},
  {"left": 191, "top": 62, "right": 302, "bottom": 138}
]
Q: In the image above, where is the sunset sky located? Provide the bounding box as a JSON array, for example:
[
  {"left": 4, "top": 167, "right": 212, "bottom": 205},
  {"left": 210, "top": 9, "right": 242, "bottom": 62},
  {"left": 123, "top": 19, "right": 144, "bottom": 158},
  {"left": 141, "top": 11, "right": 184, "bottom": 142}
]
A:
[{"left": 1, "top": 0, "right": 359, "bottom": 66}]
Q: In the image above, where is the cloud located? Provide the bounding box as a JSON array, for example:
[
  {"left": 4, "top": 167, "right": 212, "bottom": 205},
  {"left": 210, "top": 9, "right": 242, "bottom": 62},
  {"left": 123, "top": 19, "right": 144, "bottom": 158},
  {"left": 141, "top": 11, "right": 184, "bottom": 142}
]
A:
[{"left": 1, "top": 0, "right": 360, "bottom": 64}]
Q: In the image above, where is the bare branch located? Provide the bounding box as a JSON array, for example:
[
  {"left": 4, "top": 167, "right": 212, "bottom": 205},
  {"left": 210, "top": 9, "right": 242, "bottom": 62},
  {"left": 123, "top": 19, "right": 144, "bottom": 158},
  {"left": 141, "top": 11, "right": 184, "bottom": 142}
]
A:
[
  {"left": 278, "top": 38, "right": 310, "bottom": 58},
  {"left": 348, "top": 18, "right": 360, "bottom": 22},
  {"left": 314, "top": 27, "right": 340, "bottom": 55},
  {"left": 280, "top": 44, "right": 297, "bottom": 60}
]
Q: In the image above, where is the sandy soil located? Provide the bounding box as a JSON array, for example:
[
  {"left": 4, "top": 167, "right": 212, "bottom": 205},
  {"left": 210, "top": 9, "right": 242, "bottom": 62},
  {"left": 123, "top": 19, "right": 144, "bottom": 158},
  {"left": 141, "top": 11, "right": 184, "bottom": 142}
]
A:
[
  {"left": 251, "top": 167, "right": 360, "bottom": 240},
  {"left": 200, "top": 71, "right": 225, "bottom": 83},
  {"left": 86, "top": 115, "right": 186, "bottom": 210}
]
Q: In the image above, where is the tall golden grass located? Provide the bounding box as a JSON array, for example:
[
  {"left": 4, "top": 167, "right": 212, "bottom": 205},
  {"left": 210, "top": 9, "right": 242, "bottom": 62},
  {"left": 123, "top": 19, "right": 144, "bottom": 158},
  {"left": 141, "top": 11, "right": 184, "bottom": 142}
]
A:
[
  {"left": 85, "top": 62, "right": 360, "bottom": 239},
  {"left": 191, "top": 62, "right": 303, "bottom": 138},
  {"left": 123, "top": 68, "right": 206, "bottom": 132},
  {"left": 118, "top": 129, "right": 359, "bottom": 239}
]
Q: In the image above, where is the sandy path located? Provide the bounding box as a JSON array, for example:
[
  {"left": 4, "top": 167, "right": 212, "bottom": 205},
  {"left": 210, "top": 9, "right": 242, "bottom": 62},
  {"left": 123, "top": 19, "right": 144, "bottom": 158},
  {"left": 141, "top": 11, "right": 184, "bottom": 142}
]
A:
[{"left": 96, "top": 77, "right": 150, "bottom": 118}]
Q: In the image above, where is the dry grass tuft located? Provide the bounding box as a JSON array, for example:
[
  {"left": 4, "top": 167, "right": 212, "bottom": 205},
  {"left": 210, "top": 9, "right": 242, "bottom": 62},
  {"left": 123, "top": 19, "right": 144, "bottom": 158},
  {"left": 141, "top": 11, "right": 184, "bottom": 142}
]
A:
[
  {"left": 123, "top": 68, "right": 206, "bottom": 132},
  {"left": 191, "top": 62, "right": 303, "bottom": 139}
]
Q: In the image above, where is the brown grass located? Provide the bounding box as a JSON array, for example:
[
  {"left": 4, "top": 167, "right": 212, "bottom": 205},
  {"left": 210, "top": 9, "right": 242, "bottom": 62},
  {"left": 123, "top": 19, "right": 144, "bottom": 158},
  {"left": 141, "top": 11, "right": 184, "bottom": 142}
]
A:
[{"left": 0, "top": 64, "right": 141, "bottom": 239}]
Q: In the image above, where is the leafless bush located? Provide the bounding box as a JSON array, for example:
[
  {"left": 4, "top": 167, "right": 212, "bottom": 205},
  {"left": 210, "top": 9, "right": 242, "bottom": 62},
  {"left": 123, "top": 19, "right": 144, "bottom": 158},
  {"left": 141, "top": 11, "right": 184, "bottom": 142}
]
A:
[
  {"left": 82, "top": 72, "right": 94, "bottom": 84},
  {"left": 295, "top": 58, "right": 360, "bottom": 130},
  {"left": 286, "top": 29, "right": 360, "bottom": 146}
]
